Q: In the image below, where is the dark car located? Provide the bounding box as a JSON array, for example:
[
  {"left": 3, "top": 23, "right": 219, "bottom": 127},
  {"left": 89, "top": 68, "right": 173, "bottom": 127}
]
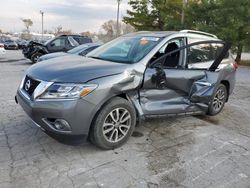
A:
[
  {"left": 23, "top": 35, "right": 92, "bottom": 63},
  {"left": 38, "top": 43, "right": 101, "bottom": 62},
  {"left": 4, "top": 40, "right": 19, "bottom": 50},
  {"left": 16, "top": 39, "right": 28, "bottom": 49},
  {"left": 16, "top": 30, "right": 237, "bottom": 149}
]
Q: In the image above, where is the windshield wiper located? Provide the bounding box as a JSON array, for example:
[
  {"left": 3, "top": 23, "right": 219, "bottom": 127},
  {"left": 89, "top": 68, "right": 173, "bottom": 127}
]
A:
[
  {"left": 88, "top": 56, "right": 132, "bottom": 64},
  {"left": 88, "top": 56, "right": 104, "bottom": 60}
]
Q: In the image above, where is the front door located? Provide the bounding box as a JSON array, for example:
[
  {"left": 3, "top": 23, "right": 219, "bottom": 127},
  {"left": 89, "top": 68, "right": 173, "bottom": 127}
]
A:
[
  {"left": 139, "top": 38, "right": 231, "bottom": 116},
  {"left": 47, "top": 37, "right": 67, "bottom": 52}
]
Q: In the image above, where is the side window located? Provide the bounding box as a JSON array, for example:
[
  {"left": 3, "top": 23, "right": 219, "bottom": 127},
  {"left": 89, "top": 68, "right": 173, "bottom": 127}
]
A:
[
  {"left": 51, "top": 38, "right": 66, "bottom": 47},
  {"left": 68, "top": 36, "right": 79, "bottom": 47},
  {"left": 150, "top": 38, "right": 185, "bottom": 68},
  {"left": 80, "top": 46, "right": 98, "bottom": 56},
  {"left": 187, "top": 38, "right": 226, "bottom": 69}
]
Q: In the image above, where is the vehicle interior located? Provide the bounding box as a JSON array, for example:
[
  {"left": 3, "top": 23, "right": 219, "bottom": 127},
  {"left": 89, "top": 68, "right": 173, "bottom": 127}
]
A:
[{"left": 149, "top": 38, "right": 185, "bottom": 68}]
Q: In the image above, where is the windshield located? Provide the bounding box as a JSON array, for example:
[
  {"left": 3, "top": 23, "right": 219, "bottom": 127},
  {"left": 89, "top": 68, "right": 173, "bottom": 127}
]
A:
[
  {"left": 67, "top": 44, "right": 89, "bottom": 54},
  {"left": 87, "top": 36, "right": 161, "bottom": 64}
]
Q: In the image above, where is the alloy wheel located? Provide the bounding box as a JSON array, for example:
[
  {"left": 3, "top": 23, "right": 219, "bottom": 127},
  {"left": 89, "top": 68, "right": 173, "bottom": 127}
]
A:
[
  {"left": 212, "top": 88, "right": 225, "bottom": 112},
  {"left": 34, "top": 55, "right": 39, "bottom": 62},
  {"left": 102, "top": 107, "right": 131, "bottom": 143}
]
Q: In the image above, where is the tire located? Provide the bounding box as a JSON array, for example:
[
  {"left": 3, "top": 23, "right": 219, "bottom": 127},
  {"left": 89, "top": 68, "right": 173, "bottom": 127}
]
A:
[
  {"left": 90, "top": 97, "right": 136, "bottom": 150},
  {"left": 207, "top": 84, "right": 228, "bottom": 116},
  {"left": 31, "top": 52, "right": 42, "bottom": 63}
]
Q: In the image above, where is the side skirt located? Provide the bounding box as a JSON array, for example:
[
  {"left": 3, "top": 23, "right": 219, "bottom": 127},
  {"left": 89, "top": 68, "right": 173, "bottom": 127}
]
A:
[{"left": 144, "top": 110, "right": 205, "bottom": 119}]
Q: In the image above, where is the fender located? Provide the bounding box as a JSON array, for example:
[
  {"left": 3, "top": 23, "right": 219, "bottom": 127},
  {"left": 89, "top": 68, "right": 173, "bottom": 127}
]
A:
[{"left": 33, "top": 45, "right": 49, "bottom": 54}]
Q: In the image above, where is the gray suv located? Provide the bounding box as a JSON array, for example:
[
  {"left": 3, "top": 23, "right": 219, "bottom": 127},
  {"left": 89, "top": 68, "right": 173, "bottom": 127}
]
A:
[{"left": 15, "top": 30, "right": 237, "bottom": 149}]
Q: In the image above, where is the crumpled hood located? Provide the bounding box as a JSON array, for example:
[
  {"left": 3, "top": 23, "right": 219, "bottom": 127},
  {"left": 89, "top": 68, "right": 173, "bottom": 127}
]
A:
[
  {"left": 29, "top": 41, "right": 45, "bottom": 47},
  {"left": 27, "top": 56, "right": 128, "bottom": 83}
]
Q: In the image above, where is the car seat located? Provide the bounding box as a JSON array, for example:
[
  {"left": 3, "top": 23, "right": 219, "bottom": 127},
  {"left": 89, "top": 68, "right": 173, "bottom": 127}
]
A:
[{"left": 163, "top": 42, "right": 180, "bottom": 67}]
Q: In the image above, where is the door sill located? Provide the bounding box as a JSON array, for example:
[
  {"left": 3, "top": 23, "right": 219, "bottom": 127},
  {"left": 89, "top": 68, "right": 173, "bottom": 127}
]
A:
[{"left": 144, "top": 111, "right": 205, "bottom": 119}]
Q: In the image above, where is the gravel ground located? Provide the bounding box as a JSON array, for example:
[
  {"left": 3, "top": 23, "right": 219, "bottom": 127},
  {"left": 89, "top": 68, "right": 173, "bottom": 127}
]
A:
[{"left": 0, "top": 50, "right": 250, "bottom": 188}]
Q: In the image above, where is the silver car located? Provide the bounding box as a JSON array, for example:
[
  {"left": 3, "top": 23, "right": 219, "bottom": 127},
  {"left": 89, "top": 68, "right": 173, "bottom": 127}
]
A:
[{"left": 15, "top": 30, "right": 237, "bottom": 149}]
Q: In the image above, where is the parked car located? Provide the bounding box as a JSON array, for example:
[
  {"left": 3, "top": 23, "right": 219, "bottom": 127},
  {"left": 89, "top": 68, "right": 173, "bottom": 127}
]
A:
[
  {"left": 15, "top": 30, "right": 238, "bottom": 149},
  {"left": 16, "top": 39, "right": 28, "bottom": 49},
  {"left": 0, "top": 43, "right": 6, "bottom": 55},
  {"left": 38, "top": 43, "right": 101, "bottom": 62},
  {"left": 23, "top": 35, "right": 92, "bottom": 63},
  {"left": 4, "top": 40, "right": 18, "bottom": 50}
]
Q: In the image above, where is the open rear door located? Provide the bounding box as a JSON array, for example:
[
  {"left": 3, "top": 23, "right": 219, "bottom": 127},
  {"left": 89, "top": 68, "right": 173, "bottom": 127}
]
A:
[
  {"left": 140, "top": 40, "right": 232, "bottom": 115},
  {"left": 186, "top": 41, "right": 232, "bottom": 104}
]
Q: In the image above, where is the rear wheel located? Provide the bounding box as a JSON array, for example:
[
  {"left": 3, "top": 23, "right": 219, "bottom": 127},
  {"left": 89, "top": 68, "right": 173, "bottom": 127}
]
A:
[
  {"left": 207, "top": 84, "right": 227, "bottom": 115},
  {"left": 90, "top": 97, "right": 136, "bottom": 150},
  {"left": 31, "top": 52, "right": 42, "bottom": 63}
]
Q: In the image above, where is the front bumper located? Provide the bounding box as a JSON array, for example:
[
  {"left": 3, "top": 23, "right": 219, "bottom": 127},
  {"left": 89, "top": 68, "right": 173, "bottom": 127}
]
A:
[
  {"left": 16, "top": 89, "right": 97, "bottom": 136},
  {"left": 5, "top": 46, "right": 18, "bottom": 50}
]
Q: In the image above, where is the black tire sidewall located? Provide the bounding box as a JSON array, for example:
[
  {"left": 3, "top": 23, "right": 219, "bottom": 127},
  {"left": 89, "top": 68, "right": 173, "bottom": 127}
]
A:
[
  {"left": 92, "top": 97, "right": 136, "bottom": 150},
  {"left": 31, "top": 52, "right": 42, "bottom": 63},
  {"left": 208, "top": 84, "right": 227, "bottom": 115}
]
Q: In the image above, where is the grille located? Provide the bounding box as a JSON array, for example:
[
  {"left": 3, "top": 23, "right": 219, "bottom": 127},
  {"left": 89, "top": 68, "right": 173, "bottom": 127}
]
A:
[{"left": 22, "top": 76, "right": 40, "bottom": 96}]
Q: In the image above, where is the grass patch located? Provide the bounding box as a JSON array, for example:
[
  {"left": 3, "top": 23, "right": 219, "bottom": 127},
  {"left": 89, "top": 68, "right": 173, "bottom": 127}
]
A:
[{"left": 240, "top": 60, "right": 250, "bottom": 66}]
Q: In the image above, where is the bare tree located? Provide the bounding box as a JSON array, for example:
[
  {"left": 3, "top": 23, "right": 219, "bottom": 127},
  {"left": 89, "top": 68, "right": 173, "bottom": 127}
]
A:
[
  {"left": 98, "top": 20, "right": 135, "bottom": 42},
  {"left": 21, "top": 18, "right": 33, "bottom": 32},
  {"left": 55, "top": 25, "right": 63, "bottom": 35},
  {"left": 122, "top": 23, "right": 135, "bottom": 34},
  {"left": 53, "top": 25, "right": 73, "bottom": 36},
  {"left": 102, "top": 20, "right": 116, "bottom": 38}
]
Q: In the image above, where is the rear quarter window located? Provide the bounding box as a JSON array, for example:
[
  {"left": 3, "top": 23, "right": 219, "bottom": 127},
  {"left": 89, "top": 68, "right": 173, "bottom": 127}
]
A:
[{"left": 73, "top": 37, "right": 92, "bottom": 44}]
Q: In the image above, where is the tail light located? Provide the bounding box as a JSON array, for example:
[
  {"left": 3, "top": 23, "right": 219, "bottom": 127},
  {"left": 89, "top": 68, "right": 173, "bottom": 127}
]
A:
[{"left": 0, "top": 44, "right": 4, "bottom": 48}]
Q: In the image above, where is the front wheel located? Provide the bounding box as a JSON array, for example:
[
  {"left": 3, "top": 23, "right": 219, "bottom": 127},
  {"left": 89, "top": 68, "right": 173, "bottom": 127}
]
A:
[
  {"left": 90, "top": 97, "right": 136, "bottom": 150},
  {"left": 31, "top": 52, "right": 42, "bottom": 63},
  {"left": 207, "top": 84, "right": 228, "bottom": 116}
]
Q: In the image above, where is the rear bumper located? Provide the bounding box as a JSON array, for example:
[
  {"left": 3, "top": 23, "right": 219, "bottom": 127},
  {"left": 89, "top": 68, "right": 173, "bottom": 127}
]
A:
[{"left": 16, "top": 89, "right": 97, "bottom": 136}]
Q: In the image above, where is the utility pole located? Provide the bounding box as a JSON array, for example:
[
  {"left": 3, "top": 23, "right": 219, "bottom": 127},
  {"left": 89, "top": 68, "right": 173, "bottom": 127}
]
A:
[
  {"left": 181, "top": 0, "right": 187, "bottom": 26},
  {"left": 40, "top": 10, "right": 44, "bottom": 42},
  {"left": 116, "top": 0, "right": 122, "bottom": 37}
]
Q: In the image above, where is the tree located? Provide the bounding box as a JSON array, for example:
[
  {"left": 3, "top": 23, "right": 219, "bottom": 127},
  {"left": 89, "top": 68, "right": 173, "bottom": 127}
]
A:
[
  {"left": 123, "top": 0, "right": 184, "bottom": 31},
  {"left": 98, "top": 20, "right": 135, "bottom": 42},
  {"left": 122, "top": 23, "right": 136, "bottom": 34},
  {"left": 123, "top": 0, "right": 161, "bottom": 30},
  {"left": 21, "top": 18, "right": 33, "bottom": 32},
  {"left": 54, "top": 25, "right": 63, "bottom": 35},
  {"left": 186, "top": 0, "right": 250, "bottom": 63},
  {"left": 102, "top": 20, "right": 117, "bottom": 38},
  {"left": 54, "top": 25, "right": 73, "bottom": 36},
  {"left": 124, "top": 0, "right": 250, "bottom": 62}
]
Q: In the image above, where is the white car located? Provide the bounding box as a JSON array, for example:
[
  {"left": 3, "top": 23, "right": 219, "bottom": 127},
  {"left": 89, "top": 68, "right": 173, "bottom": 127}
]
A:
[{"left": 0, "top": 43, "right": 6, "bottom": 55}]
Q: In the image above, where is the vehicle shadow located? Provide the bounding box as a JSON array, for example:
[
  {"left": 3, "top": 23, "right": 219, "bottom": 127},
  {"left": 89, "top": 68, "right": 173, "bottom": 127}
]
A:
[{"left": 0, "top": 58, "right": 27, "bottom": 63}]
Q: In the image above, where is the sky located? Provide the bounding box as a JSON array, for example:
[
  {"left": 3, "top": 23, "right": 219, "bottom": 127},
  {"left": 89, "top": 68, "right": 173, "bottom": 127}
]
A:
[{"left": 0, "top": 0, "right": 130, "bottom": 33}]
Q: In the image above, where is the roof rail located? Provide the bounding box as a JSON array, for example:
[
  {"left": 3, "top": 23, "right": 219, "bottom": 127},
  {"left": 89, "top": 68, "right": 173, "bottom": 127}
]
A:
[{"left": 180, "top": 30, "right": 218, "bottom": 38}]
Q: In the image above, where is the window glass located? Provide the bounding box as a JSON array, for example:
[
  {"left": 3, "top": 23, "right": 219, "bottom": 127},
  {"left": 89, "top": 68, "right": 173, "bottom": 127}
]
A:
[
  {"left": 68, "top": 36, "right": 79, "bottom": 47},
  {"left": 73, "top": 37, "right": 92, "bottom": 44},
  {"left": 87, "top": 36, "right": 161, "bottom": 64},
  {"left": 187, "top": 38, "right": 225, "bottom": 69},
  {"left": 150, "top": 38, "right": 185, "bottom": 68},
  {"left": 82, "top": 46, "right": 98, "bottom": 55},
  {"left": 67, "top": 44, "right": 89, "bottom": 54},
  {"left": 51, "top": 38, "right": 66, "bottom": 47}
]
